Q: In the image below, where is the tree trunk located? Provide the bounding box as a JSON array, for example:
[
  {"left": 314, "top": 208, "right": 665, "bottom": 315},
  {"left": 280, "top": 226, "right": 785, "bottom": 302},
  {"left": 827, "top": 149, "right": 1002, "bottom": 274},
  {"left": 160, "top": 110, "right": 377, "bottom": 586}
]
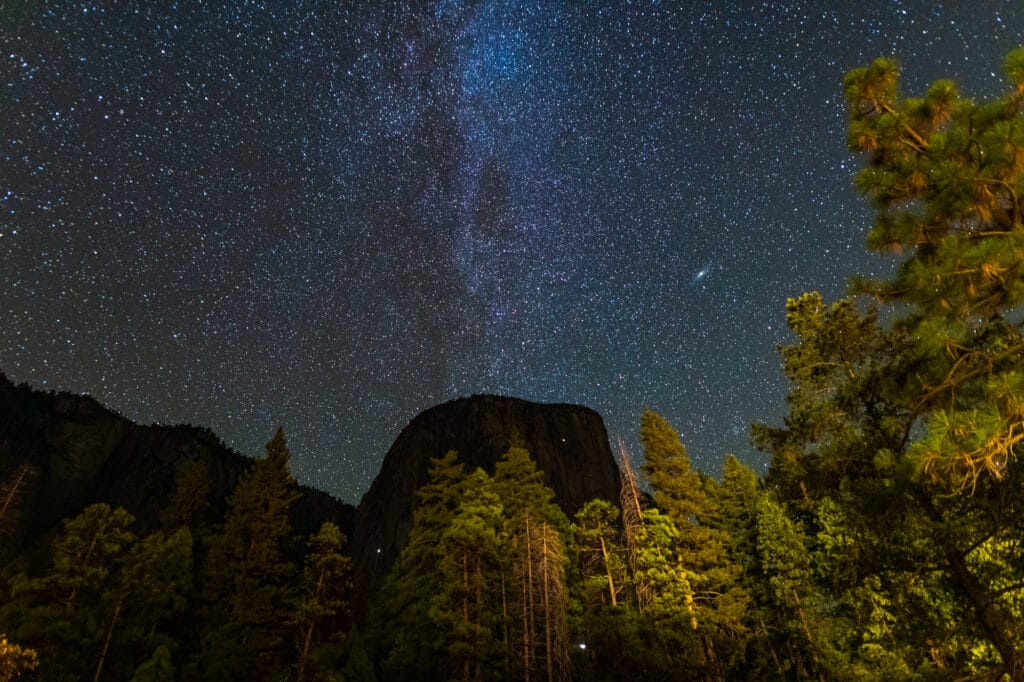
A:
[
  {"left": 522, "top": 569, "right": 531, "bottom": 682},
  {"left": 474, "top": 558, "right": 483, "bottom": 682},
  {"left": 945, "top": 548, "right": 1022, "bottom": 681},
  {"left": 792, "top": 590, "right": 826, "bottom": 682},
  {"left": 463, "top": 551, "right": 470, "bottom": 682},
  {"left": 701, "top": 634, "right": 725, "bottom": 682},
  {"left": 680, "top": 568, "right": 699, "bottom": 632},
  {"left": 296, "top": 569, "right": 325, "bottom": 682},
  {"left": 68, "top": 527, "right": 103, "bottom": 611},
  {"left": 502, "top": 570, "right": 510, "bottom": 672},
  {"left": 679, "top": 566, "right": 714, "bottom": 679},
  {"left": 297, "top": 621, "right": 316, "bottom": 682},
  {"left": 523, "top": 513, "right": 535, "bottom": 682},
  {"left": 0, "top": 464, "right": 31, "bottom": 524},
  {"left": 94, "top": 598, "right": 123, "bottom": 682},
  {"left": 918, "top": 492, "right": 1022, "bottom": 680},
  {"left": 599, "top": 536, "right": 617, "bottom": 607},
  {"left": 542, "top": 530, "right": 553, "bottom": 682},
  {"left": 618, "top": 441, "right": 648, "bottom": 610},
  {"left": 760, "top": 618, "right": 785, "bottom": 678}
]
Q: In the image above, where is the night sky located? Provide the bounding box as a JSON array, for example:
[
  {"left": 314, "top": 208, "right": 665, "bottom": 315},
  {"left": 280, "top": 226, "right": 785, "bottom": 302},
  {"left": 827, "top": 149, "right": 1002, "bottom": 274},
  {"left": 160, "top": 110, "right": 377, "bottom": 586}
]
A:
[{"left": 2, "top": 2, "right": 1021, "bottom": 504}]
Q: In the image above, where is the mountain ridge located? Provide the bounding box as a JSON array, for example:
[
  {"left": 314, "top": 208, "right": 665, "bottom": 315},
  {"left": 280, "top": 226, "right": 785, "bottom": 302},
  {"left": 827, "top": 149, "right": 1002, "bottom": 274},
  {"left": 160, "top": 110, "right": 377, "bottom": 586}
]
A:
[{"left": 0, "top": 374, "right": 623, "bottom": 597}]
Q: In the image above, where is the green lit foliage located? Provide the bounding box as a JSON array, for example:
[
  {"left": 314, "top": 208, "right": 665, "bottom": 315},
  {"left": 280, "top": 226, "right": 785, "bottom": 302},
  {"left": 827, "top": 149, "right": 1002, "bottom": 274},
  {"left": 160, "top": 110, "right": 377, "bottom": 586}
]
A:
[
  {"left": 399, "top": 449, "right": 467, "bottom": 577},
  {"left": 492, "top": 432, "right": 566, "bottom": 530},
  {"left": 573, "top": 499, "right": 628, "bottom": 610},
  {"left": 751, "top": 49, "right": 1024, "bottom": 681},
  {"left": 430, "top": 468, "right": 504, "bottom": 681},
  {"left": 94, "top": 526, "right": 193, "bottom": 681},
  {"left": 753, "top": 292, "right": 913, "bottom": 504},
  {"left": 751, "top": 492, "right": 842, "bottom": 680},
  {"left": 372, "top": 450, "right": 466, "bottom": 681},
  {"left": 845, "top": 50, "right": 1024, "bottom": 490},
  {"left": 493, "top": 438, "right": 572, "bottom": 682},
  {"left": 757, "top": 288, "right": 1024, "bottom": 678},
  {"left": 0, "top": 504, "right": 191, "bottom": 680},
  {"left": 1, "top": 503, "right": 135, "bottom": 679},
  {"left": 292, "top": 522, "right": 352, "bottom": 682},
  {"left": 373, "top": 441, "right": 573, "bottom": 682},
  {"left": 339, "top": 627, "right": 376, "bottom": 682},
  {"left": 639, "top": 409, "right": 749, "bottom": 678},
  {"left": 129, "top": 644, "right": 175, "bottom": 682},
  {"left": 0, "top": 633, "right": 38, "bottom": 681}
]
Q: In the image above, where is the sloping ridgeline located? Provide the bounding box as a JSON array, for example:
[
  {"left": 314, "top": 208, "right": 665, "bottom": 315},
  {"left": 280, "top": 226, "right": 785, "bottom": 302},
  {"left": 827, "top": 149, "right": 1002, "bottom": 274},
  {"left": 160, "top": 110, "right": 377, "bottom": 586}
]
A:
[{"left": 0, "top": 371, "right": 353, "bottom": 562}]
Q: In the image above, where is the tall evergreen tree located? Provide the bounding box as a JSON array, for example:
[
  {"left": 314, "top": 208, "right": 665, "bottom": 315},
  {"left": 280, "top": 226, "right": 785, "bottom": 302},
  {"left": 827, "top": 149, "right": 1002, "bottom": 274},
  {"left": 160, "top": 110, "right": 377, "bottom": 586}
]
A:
[
  {"left": 160, "top": 458, "right": 213, "bottom": 532},
  {"left": 93, "top": 527, "right": 193, "bottom": 682},
  {"left": 755, "top": 49, "right": 1024, "bottom": 681},
  {"left": 372, "top": 450, "right": 468, "bottom": 682},
  {"left": 492, "top": 433, "right": 565, "bottom": 530},
  {"left": 193, "top": 427, "right": 301, "bottom": 679},
  {"left": 431, "top": 468, "right": 504, "bottom": 682},
  {"left": 291, "top": 522, "right": 351, "bottom": 682},
  {"left": 493, "top": 439, "right": 572, "bottom": 682},
  {"left": 640, "top": 409, "right": 749, "bottom": 680}
]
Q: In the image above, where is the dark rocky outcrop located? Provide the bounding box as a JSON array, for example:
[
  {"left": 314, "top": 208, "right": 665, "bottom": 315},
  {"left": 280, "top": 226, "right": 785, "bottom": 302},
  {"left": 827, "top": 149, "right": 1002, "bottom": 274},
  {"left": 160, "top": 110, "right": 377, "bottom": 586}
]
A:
[
  {"left": 0, "top": 373, "right": 353, "bottom": 559},
  {"left": 350, "top": 394, "right": 622, "bottom": 586}
]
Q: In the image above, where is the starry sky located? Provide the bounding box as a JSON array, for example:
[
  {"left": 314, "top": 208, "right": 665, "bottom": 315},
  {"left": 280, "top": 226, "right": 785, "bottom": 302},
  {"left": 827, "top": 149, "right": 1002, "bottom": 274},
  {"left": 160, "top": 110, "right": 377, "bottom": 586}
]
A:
[{"left": 2, "top": 2, "right": 1022, "bottom": 504}]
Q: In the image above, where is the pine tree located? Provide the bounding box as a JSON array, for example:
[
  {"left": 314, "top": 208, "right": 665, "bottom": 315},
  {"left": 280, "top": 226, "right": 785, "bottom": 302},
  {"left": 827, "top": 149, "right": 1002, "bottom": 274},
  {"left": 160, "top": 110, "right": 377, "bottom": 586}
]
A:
[
  {"left": 194, "top": 427, "right": 301, "bottom": 679},
  {"left": 639, "top": 410, "right": 749, "bottom": 679},
  {"left": 752, "top": 492, "right": 836, "bottom": 680},
  {"left": 292, "top": 522, "right": 351, "bottom": 682},
  {"left": 573, "top": 499, "right": 627, "bottom": 610},
  {"left": 535, "top": 517, "right": 570, "bottom": 682},
  {"left": 160, "top": 458, "right": 213, "bottom": 532},
  {"left": 753, "top": 49, "right": 1024, "bottom": 677},
  {"left": 1, "top": 504, "right": 136, "bottom": 680},
  {"left": 756, "top": 288, "right": 1024, "bottom": 678},
  {"left": 399, "top": 449, "right": 468, "bottom": 575},
  {"left": 93, "top": 527, "right": 193, "bottom": 681},
  {"left": 431, "top": 468, "right": 504, "bottom": 682},
  {"left": 492, "top": 434, "right": 564, "bottom": 529},
  {"left": 492, "top": 439, "right": 572, "bottom": 682},
  {"left": 844, "top": 50, "right": 1024, "bottom": 490},
  {"left": 372, "top": 450, "right": 467, "bottom": 681}
]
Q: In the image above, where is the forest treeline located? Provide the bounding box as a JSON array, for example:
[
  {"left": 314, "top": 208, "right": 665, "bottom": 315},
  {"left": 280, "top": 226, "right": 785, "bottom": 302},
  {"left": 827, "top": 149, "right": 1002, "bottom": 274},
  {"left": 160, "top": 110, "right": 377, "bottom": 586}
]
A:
[{"left": 3, "top": 47, "right": 1024, "bottom": 682}]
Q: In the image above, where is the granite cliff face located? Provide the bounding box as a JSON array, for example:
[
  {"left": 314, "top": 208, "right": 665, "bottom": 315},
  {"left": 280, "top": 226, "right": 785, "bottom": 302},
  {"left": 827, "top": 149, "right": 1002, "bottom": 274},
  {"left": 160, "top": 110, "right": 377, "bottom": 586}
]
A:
[
  {"left": 0, "top": 374, "right": 353, "bottom": 556},
  {"left": 350, "top": 394, "right": 622, "bottom": 584}
]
